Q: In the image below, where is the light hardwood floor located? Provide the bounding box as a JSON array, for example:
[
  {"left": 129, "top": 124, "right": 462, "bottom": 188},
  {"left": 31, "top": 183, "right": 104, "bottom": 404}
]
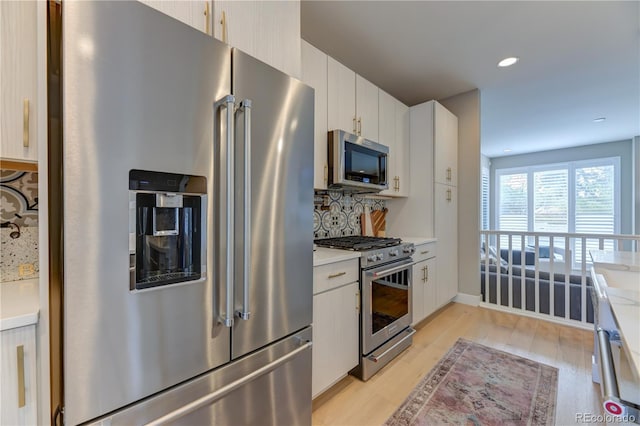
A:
[{"left": 312, "top": 303, "right": 603, "bottom": 426}]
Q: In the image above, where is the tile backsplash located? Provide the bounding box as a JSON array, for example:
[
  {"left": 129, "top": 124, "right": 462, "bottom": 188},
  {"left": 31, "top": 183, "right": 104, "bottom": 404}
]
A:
[
  {"left": 313, "top": 190, "right": 386, "bottom": 239},
  {"left": 1, "top": 169, "right": 39, "bottom": 282}
]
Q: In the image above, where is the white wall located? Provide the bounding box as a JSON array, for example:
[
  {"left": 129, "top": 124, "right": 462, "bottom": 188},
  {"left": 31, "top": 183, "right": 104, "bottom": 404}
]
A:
[{"left": 440, "top": 90, "right": 481, "bottom": 297}]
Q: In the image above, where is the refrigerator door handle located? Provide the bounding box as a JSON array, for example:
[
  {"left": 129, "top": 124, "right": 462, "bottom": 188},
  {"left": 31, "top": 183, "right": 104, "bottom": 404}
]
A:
[
  {"left": 237, "top": 99, "right": 252, "bottom": 321},
  {"left": 143, "top": 340, "right": 312, "bottom": 426},
  {"left": 215, "top": 94, "right": 236, "bottom": 327}
]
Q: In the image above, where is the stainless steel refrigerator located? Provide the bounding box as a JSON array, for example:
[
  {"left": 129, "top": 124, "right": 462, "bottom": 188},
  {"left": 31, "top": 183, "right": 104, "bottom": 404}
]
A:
[{"left": 47, "top": 2, "right": 313, "bottom": 424}]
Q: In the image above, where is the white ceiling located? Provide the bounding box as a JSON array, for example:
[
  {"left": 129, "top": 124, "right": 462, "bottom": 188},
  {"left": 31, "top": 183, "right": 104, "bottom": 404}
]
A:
[{"left": 301, "top": 1, "right": 640, "bottom": 158}]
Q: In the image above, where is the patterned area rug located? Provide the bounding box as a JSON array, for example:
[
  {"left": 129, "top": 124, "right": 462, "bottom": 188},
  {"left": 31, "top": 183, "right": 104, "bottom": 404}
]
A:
[{"left": 384, "top": 338, "right": 558, "bottom": 426}]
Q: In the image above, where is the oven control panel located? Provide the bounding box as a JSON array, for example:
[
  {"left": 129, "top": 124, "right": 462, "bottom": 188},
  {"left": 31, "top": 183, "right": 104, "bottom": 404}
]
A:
[{"left": 361, "top": 243, "right": 415, "bottom": 268}]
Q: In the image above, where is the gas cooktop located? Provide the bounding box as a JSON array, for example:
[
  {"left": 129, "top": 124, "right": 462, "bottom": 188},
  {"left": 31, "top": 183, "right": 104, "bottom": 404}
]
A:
[{"left": 313, "top": 236, "right": 402, "bottom": 251}]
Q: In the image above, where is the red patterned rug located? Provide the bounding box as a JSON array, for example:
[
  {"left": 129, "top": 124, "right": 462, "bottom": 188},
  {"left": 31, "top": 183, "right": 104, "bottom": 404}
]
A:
[{"left": 384, "top": 338, "right": 558, "bottom": 426}]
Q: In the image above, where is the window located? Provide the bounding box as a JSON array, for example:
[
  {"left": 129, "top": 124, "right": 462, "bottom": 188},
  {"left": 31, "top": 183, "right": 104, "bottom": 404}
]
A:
[
  {"left": 498, "top": 172, "right": 527, "bottom": 233},
  {"left": 480, "top": 166, "right": 490, "bottom": 230},
  {"left": 575, "top": 162, "right": 617, "bottom": 260},
  {"left": 533, "top": 168, "right": 568, "bottom": 234},
  {"left": 495, "top": 157, "right": 620, "bottom": 263}
]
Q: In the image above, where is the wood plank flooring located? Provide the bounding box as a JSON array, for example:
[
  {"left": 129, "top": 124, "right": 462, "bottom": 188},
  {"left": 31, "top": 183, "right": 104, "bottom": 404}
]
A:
[{"left": 312, "top": 303, "right": 603, "bottom": 426}]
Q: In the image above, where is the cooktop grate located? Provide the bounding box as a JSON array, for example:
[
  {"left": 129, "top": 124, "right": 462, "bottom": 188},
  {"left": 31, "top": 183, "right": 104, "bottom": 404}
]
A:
[{"left": 314, "top": 236, "right": 402, "bottom": 251}]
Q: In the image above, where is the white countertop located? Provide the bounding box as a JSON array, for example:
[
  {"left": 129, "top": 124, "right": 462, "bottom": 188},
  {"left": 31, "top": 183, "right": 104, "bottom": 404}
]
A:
[
  {"left": 605, "top": 286, "right": 640, "bottom": 382},
  {"left": 1, "top": 278, "right": 39, "bottom": 331},
  {"left": 400, "top": 236, "right": 437, "bottom": 246},
  {"left": 591, "top": 250, "right": 640, "bottom": 382},
  {"left": 591, "top": 250, "right": 640, "bottom": 272},
  {"left": 313, "top": 247, "right": 361, "bottom": 267}
]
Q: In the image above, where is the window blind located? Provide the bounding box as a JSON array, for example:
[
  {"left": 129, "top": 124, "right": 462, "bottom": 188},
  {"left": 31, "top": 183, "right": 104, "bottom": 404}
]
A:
[
  {"left": 481, "top": 167, "right": 490, "bottom": 230},
  {"left": 495, "top": 157, "right": 620, "bottom": 266}
]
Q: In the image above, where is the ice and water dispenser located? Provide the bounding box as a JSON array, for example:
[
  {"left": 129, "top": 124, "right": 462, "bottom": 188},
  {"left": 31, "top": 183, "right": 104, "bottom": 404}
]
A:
[{"left": 129, "top": 170, "right": 207, "bottom": 290}]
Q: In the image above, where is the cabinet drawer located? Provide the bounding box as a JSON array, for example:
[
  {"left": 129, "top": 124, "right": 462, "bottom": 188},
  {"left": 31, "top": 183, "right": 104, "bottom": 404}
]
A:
[
  {"left": 313, "top": 258, "right": 359, "bottom": 294},
  {"left": 413, "top": 242, "right": 437, "bottom": 262}
]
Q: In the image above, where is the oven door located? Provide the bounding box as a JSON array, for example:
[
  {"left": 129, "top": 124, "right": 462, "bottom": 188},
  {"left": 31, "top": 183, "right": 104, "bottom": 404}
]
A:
[{"left": 362, "top": 258, "right": 413, "bottom": 355}]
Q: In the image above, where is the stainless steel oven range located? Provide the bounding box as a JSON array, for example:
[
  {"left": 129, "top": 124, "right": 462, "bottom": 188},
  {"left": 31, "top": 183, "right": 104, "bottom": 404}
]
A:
[{"left": 314, "top": 236, "right": 416, "bottom": 380}]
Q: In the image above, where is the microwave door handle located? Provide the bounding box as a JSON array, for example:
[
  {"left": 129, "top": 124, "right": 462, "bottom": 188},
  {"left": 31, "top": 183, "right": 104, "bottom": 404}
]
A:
[
  {"left": 215, "top": 94, "right": 236, "bottom": 327},
  {"left": 237, "top": 99, "right": 252, "bottom": 321}
]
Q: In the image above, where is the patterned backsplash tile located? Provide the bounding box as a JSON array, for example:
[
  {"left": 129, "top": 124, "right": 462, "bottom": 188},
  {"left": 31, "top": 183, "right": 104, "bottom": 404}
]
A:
[
  {"left": 314, "top": 190, "right": 386, "bottom": 239},
  {"left": 1, "top": 170, "right": 38, "bottom": 226},
  {"left": 1, "top": 169, "right": 39, "bottom": 282}
]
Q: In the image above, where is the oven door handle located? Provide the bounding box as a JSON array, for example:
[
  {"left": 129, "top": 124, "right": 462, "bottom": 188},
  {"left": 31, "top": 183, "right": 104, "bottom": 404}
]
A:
[
  {"left": 368, "top": 328, "right": 416, "bottom": 363},
  {"left": 596, "top": 328, "right": 623, "bottom": 415},
  {"left": 368, "top": 260, "right": 417, "bottom": 279}
]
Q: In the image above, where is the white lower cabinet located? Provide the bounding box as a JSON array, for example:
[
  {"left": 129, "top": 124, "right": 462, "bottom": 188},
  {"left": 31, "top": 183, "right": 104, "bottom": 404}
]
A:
[
  {"left": 411, "top": 242, "right": 437, "bottom": 325},
  {"left": 1, "top": 325, "right": 37, "bottom": 425},
  {"left": 312, "top": 259, "right": 359, "bottom": 398},
  {"left": 434, "top": 184, "right": 458, "bottom": 308}
]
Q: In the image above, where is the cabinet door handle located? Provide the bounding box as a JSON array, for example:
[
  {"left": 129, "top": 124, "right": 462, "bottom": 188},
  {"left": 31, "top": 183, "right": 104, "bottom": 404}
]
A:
[
  {"left": 17, "top": 345, "right": 25, "bottom": 408},
  {"left": 425, "top": 265, "right": 429, "bottom": 282},
  {"left": 446, "top": 167, "right": 451, "bottom": 181},
  {"left": 421, "top": 265, "right": 426, "bottom": 282},
  {"left": 357, "top": 117, "right": 362, "bottom": 135},
  {"left": 23, "top": 99, "right": 29, "bottom": 148},
  {"left": 420, "top": 250, "right": 430, "bottom": 255},
  {"left": 446, "top": 188, "right": 452, "bottom": 202},
  {"left": 328, "top": 271, "right": 346, "bottom": 279},
  {"left": 353, "top": 117, "right": 357, "bottom": 134},
  {"left": 397, "top": 176, "right": 400, "bottom": 192},
  {"left": 355, "top": 290, "right": 360, "bottom": 314},
  {"left": 204, "top": 3, "right": 210, "bottom": 35},
  {"left": 220, "top": 10, "right": 228, "bottom": 43},
  {"left": 324, "top": 164, "right": 328, "bottom": 184}
]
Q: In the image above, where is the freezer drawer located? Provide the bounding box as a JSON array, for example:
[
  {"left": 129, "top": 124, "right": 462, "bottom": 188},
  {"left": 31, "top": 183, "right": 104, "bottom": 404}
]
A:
[{"left": 88, "top": 327, "right": 312, "bottom": 425}]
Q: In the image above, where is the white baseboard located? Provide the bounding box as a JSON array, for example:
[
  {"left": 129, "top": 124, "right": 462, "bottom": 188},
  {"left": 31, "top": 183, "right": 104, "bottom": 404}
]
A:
[
  {"left": 478, "top": 302, "right": 594, "bottom": 331},
  {"left": 454, "top": 293, "right": 481, "bottom": 306}
]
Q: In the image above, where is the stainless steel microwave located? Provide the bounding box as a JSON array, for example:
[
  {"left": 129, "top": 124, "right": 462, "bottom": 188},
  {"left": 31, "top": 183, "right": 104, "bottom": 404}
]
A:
[{"left": 328, "top": 129, "right": 389, "bottom": 192}]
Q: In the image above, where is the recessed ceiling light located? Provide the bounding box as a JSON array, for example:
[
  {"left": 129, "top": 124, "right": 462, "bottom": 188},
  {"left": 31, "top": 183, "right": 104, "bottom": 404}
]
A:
[
  {"left": 503, "top": 148, "right": 512, "bottom": 153},
  {"left": 497, "top": 57, "right": 519, "bottom": 67},
  {"left": 593, "top": 117, "right": 606, "bottom": 123}
]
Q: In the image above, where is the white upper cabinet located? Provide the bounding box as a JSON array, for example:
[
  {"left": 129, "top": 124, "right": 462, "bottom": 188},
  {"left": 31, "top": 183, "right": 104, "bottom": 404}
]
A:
[
  {"left": 213, "top": 0, "right": 301, "bottom": 78},
  {"left": 301, "top": 40, "right": 328, "bottom": 190},
  {"left": 327, "top": 57, "right": 357, "bottom": 134},
  {"left": 139, "top": 1, "right": 301, "bottom": 78},
  {"left": 379, "top": 91, "right": 409, "bottom": 197},
  {"left": 0, "top": 0, "right": 38, "bottom": 162},
  {"left": 138, "top": 1, "right": 212, "bottom": 34},
  {"left": 378, "top": 90, "right": 396, "bottom": 196},
  {"left": 355, "top": 75, "right": 378, "bottom": 141},
  {"left": 433, "top": 102, "right": 458, "bottom": 186},
  {"left": 327, "top": 57, "right": 379, "bottom": 141},
  {"left": 394, "top": 99, "right": 410, "bottom": 197}
]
